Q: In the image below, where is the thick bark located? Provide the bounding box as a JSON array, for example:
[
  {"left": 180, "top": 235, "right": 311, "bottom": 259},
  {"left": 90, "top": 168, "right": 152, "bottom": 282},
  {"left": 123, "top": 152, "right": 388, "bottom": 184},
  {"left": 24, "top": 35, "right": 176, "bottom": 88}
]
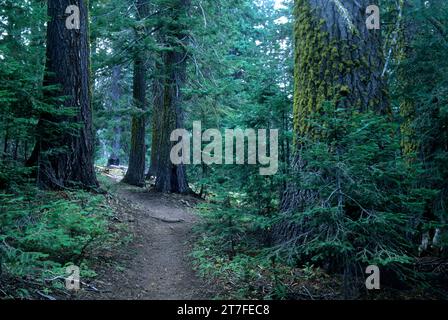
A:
[
  {"left": 399, "top": 1, "right": 418, "bottom": 157},
  {"left": 292, "top": 0, "right": 388, "bottom": 137},
  {"left": 122, "top": 0, "right": 150, "bottom": 186},
  {"left": 155, "top": 0, "right": 191, "bottom": 194},
  {"left": 155, "top": 50, "right": 190, "bottom": 193},
  {"left": 274, "top": 0, "right": 388, "bottom": 241},
  {"left": 146, "top": 71, "right": 164, "bottom": 178},
  {"left": 36, "top": 0, "right": 98, "bottom": 190}
]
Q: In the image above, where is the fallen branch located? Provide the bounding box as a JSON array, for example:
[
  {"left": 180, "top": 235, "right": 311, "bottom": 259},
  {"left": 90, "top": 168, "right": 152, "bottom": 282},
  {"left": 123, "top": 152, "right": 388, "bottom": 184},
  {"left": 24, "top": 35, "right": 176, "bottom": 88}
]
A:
[{"left": 36, "top": 290, "right": 56, "bottom": 300}]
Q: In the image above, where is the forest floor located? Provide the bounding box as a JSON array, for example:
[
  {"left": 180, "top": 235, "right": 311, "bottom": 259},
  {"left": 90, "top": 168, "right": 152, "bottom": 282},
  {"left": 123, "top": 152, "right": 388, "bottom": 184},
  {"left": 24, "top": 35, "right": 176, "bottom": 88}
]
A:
[{"left": 78, "top": 177, "right": 213, "bottom": 300}]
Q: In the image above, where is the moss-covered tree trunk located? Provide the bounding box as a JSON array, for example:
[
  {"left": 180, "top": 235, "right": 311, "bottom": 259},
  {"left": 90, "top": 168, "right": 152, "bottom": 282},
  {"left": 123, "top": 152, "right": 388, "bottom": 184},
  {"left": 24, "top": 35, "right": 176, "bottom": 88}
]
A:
[
  {"left": 274, "top": 0, "right": 388, "bottom": 240},
  {"left": 155, "top": 0, "right": 191, "bottom": 194},
  {"left": 397, "top": 1, "right": 417, "bottom": 157},
  {"left": 122, "top": 0, "right": 150, "bottom": 187},
  {"left": 292, "top": 0, "right": 387, "bottom": 136},
  {"left": 36, "top": 0, "right": 98, "bottom": 190},
  {"left": 397, "top": 1, "right": 448, "bottom": 254}
]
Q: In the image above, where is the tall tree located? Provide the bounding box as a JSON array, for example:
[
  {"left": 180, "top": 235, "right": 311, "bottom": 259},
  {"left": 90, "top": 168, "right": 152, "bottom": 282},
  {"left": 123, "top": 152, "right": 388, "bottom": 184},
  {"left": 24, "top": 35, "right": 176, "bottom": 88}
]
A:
[
  {"left": 107, "top": 65, "right": 123, "bottom": 166},
  {"left": 265, "top": 2, "right": 432, "bottom": 299},
  {"left": 275, "top": 0, "right": 388, "bottom": 238},
  {"left": 122, "top": 0, "right": 150, "bottom": 186},
  {"left": 395, "top": 0, "right": 448, "bottom": 253},
  {"left": 147, "top": 65, "right": 164, "bottom": 178},
  {"left": 154, "top": 0, "right": 191, "bottom": 193},
  {"left": 35, "top": 0, "right": 98, "bottom": 190},
  {"left": 1, "top": 0, "right": 46, "bottom": 164}
]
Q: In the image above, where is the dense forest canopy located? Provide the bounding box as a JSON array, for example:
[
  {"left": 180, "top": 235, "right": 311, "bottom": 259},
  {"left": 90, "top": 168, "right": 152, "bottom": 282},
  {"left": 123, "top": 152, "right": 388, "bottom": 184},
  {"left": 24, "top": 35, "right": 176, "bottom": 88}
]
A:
[{"left": 0, "top": 0, "right": 447, "bottom": 300}]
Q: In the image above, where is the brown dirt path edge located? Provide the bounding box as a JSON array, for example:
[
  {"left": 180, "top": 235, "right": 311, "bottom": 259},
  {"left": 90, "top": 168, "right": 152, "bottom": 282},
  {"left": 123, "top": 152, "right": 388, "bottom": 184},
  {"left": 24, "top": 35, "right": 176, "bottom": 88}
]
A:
[{"left": 79, "top": 183, "right": 213, "bottom": 300}]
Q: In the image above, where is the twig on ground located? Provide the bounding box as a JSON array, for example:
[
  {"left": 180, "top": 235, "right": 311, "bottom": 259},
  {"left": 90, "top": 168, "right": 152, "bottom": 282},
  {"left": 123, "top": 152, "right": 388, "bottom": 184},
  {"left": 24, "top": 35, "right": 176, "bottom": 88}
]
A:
[{"left": 36, "top": 290, "right": 56, "bottom": 300}]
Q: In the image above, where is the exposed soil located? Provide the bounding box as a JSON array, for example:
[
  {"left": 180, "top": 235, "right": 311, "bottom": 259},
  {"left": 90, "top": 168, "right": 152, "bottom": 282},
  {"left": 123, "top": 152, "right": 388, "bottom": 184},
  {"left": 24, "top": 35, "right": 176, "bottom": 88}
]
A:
[{"left": 78, "top": 182, "right": 213, "bottom": 300}]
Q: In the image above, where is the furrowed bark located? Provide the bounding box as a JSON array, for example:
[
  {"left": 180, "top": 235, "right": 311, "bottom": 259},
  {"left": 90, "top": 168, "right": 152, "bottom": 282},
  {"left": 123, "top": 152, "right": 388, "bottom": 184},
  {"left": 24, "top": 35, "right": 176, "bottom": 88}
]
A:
[
  {"left": 122, "top": 0, "right": 150, "bottom": 187},
  {"left": 36, "top": 0, "right": 98, "bottom": 190},
  {"left": 147, "top": 68, "right": 164, "bottom": 179},
  {"left": 274, "top": 0, "right": 388, "bottom": 241},
  {"left": 155, "top": 0, "right": 191, "bottom": 194}
]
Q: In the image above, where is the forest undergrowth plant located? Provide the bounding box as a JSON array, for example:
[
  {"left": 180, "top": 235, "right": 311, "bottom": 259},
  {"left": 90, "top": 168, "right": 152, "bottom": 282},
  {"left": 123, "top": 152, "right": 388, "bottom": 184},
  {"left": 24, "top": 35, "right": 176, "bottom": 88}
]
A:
[
  {"left": 273, "top": 102, "right": 432, "bottom": 296},
  {"left": 0, "top": 186, "right": 122, "bottom": 299},
  {"left": 191, "top": 183, "right": 338, "bottom": 299}
]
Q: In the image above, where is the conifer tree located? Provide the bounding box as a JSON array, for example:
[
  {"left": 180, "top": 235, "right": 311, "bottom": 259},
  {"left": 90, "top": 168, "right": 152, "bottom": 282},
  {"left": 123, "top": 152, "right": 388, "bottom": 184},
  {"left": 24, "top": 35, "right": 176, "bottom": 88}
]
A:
[
  {"left": 36, "top": 0, "right": 98, "bottom": 190},
  {"left": 154, "top": 0, "right": 191, "bottom": 193},
  {"left": 122, "top": 0, "right": 151, "bottom": 187},
  {"left": 278, "top": 0, "right": 388, "bottom": 227}
]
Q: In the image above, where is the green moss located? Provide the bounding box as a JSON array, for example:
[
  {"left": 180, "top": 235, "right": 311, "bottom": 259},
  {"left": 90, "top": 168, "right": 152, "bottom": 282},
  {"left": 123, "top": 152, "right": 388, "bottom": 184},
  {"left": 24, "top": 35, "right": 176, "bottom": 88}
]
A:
[
  {"left": 293, "top": 1, "right": 348, "bottom": 137},
  {"left": 292, "top": 0, "right": 384, "bottom": 141},
  {"left": 400, "top": 101, "right": 418, "bottom": 156},
  {"left": 339, "top": 85, "right": 350, "bottom": 96}
]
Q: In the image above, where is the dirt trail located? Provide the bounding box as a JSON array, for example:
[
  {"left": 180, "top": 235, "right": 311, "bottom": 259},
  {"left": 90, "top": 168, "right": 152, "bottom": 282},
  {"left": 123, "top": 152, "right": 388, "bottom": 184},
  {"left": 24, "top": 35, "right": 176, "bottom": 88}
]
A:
[{"left": 81, "top": 183, "right": 211, "bottom": 300}]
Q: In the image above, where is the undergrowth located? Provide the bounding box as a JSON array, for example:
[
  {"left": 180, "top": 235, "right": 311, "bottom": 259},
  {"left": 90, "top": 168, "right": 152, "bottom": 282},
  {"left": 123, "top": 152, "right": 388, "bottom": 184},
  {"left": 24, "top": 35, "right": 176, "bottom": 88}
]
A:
[
  {"left": 191, "top": 195, "right": 342, "bottom": 300},
  {"left": 0, "top": 184, "right": 124, "bottom": 299}
]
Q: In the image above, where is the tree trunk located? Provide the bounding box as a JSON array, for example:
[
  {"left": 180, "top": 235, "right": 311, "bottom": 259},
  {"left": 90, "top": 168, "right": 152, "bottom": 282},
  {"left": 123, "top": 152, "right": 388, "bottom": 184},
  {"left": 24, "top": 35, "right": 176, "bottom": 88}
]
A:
[
  {"left": 25, "top": 143, "right": 39, "bottom": 168},
  {"left": 36, "top": 0, "right": 98, "bottom": 190},
  {"left": 292, "top": 0, "right": 387, "bottom": 137},
  {"left": 398, "top": 1, "right": 448, "bottom": 254},
  {"left": 155, "top": 0, "right": 191, "bottom": 194},
  {"left": 107, "top": 65, "right": 122, "bottom": 167},
  {"left": 275, "top": 0, "right": 388, "bottom": 239},
  {"left": 147, "top": 70, "right": 164, "bottom": 178},
  {"left": 3, "top": 127, "right": 9, "bottom": 159},
  {"left": 398, "top": 1, "right": 417, "bottom": 157},
  {"left": 24, "top": 140, "right": 28, "bottom": 163},
  {"left": 122, "top": 0, "right": 150, "bottom": 187},
  {"left": 13, "top": 140, "right": 18, "bottom": 160}
]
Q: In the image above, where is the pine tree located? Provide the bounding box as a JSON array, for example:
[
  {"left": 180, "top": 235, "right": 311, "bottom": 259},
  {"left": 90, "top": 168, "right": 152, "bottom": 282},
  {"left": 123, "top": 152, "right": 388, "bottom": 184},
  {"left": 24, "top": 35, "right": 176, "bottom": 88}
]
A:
[
  {"left": 0, "top": 0, "right": 46, "bottom": 168},
  {"left": 35, "top": 0, "right": 98, "bottom": 190},
  {"left": 154, "top": 0, "right": 191, "bottom": 193},
  {"left": 147, "top": 63, "right": 164, "bottom": 178},
  {"left": 107, "top": 65, "right": 123, "bottom": 167},
  {"left": 270, "top": 1, "right": 403, "bottom": 296},
  {"left": 276, "top": 0, "right": 388, "bottom": 236},
  {"left": 122, "top": 0, "right": 150, "bottom": 187},
  {"left": 394, "top": 0, "right": 448, "bottom": 254}
]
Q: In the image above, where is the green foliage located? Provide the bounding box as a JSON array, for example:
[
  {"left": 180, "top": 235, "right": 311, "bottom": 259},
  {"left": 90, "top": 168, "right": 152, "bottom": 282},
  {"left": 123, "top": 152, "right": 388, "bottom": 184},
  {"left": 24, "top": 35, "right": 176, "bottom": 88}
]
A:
[
  {"left": 190, "top": 1, "right": 448, "bottom": 299},
  {"left": 195, "top": 195, "right": 271, "bottom": 255},
  {"left": 0, "top": 187, "right": 118, "bottom": 299},
  {"left": 282, "top": 104, "right": 422, "bottom": 274},
  {"left": 191, "top": 196, "right": 341, "bottom": 299},
  {"left": 0, "top": 0, "right": 46, "bottom": 163},
  {"left": 191, "top": 197, "right": 287, "bottom": 299},
  {"left": 1, "top": 0, "right": 447, "bottom": 301},
  {"left": 191, "top": 100, "right": 446, "bottom": 298},
  {"left": 0, "top": 162, "right": 33, "bottom": 191},
  {"left": 391, "top": 0, "right": 448, "bottom": 253}
]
